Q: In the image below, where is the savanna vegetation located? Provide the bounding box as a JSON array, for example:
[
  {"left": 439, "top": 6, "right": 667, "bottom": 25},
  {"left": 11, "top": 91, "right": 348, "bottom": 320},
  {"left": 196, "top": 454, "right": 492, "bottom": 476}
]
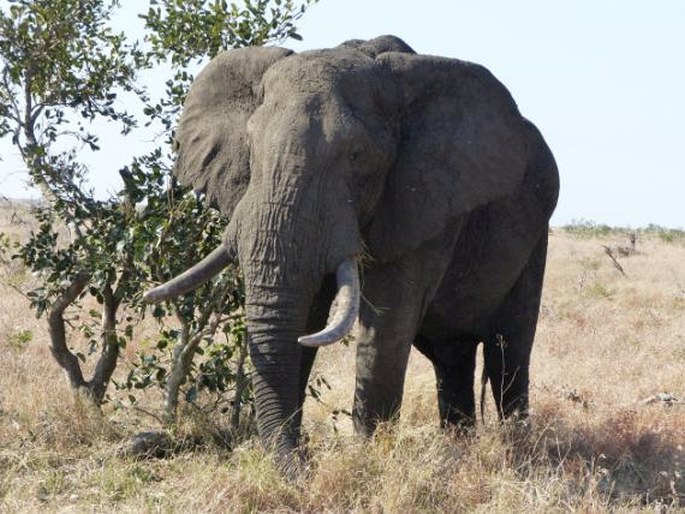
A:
[
  {"left": 1, "top": 205, "right": 684, "bottom": 512},
  {"left": 0, "top": 0, "right": 683, "bottom": 511}
]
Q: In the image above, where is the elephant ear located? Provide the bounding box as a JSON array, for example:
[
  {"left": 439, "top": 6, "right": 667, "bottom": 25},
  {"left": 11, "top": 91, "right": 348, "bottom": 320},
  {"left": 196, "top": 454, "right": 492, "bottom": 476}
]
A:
[
  {"left": 174, "top": 47, "right": 293, "bottom": 218},
  {"left": 367, "top": 52, "right": 530, "bottom": 261}
]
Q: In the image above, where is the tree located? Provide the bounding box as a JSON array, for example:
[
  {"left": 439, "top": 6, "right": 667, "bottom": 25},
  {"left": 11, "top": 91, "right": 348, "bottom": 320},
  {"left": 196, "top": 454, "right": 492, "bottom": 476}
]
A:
[
  {"left": 1, "top": 0, "right": 146, "bottom": 403},
  {"left": 0, "top": 0, "right": 316, "bottom": 427}
]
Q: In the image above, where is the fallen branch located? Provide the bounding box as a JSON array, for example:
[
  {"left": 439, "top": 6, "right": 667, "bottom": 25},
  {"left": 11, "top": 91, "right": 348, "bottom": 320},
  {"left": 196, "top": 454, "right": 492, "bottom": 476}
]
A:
[
  {"left": 638, "top": 393, "right": 680, "bottom": 407},
  {"left": 602, "top": 245, "right": 627, "bottom": 277}
]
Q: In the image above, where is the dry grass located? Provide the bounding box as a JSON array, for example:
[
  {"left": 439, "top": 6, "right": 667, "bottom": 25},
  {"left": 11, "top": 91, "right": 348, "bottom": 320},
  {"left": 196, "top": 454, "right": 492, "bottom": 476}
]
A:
[{"left": 1, "top": 201, "right": 684, "bottom": 513}]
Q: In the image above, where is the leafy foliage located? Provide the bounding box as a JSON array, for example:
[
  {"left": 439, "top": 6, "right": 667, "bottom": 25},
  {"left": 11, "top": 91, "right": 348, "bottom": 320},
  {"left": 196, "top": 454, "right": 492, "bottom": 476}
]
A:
[
  {"left": 0, "top": 0, "right": 142, "bottom": 189},
  {"left": 642, "top": 224, "right": 685, "bottom": 245},
  {"left": 563, "top": 219, "right": 685, "bottom": 245},
  {"left": 5, "top": 328, "right": 33, "bottom": 351},
  {"left": 0, "top": 0, "right": 317, "bottom": 426},
  {"left": 145, "top": 0, "right": 311, "bottom": 64},
  {"left": 562, "top": 219, "right": 614, "bottom": 239}
]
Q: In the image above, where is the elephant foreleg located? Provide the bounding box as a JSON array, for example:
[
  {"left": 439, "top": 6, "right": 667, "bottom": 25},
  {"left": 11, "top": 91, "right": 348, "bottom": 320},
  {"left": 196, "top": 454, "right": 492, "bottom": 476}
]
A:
[
  {"left": 483, "top": 231, "right": 548, "bottom": 420},
  {"left": 353, "top": 244, "right": 455, "bottom": 436},
  {"left": 353, "top": 291, "right": 415, "bottom": 436},
  {"left": 292, "top": 275, "right": 336, "bottom": 434}
]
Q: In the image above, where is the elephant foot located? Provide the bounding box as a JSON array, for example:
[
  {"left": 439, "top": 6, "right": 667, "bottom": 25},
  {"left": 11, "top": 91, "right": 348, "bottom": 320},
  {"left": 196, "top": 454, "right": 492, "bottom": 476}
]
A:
[
  {"left": 272, "top": 446, "right": 309, "bottom": 480},
  {"left": 351, "top": 384, "right": 403, "bottom": 439},
  {"left": 438, "top": 401, "right": 476, "bottom": 435},
  {"left": 351, "top": 407, "right": 385, "bottom": 439}
]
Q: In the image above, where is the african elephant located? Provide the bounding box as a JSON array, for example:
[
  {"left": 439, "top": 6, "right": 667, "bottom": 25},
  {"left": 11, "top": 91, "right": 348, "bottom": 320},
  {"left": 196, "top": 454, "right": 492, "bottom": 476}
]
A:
[{"left": 145, "top": 35, "right": 559, "bottom": 475}]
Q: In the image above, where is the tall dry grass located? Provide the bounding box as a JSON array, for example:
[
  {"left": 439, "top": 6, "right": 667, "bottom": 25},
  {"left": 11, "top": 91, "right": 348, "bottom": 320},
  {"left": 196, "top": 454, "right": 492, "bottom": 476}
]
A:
[{"left": 1, "top": 201, "right": 683, "bottom": 512}]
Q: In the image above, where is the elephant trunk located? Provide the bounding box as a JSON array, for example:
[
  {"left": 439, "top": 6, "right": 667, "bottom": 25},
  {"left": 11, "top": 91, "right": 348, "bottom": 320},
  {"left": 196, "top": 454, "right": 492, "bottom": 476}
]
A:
[
  {"left": 242, "top": 280, "right": 311, "bottom": 475},
  {"left": 242, "top": 258, "right": 359, "bottom": 475},
  {"left": 237, "top": 213, "right": 360, "bottom": 474}
]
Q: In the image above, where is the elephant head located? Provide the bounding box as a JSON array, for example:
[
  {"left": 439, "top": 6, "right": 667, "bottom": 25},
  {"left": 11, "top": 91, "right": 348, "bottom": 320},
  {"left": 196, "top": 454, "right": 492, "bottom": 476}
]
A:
[{"left": 145, "top": 35, "right": 532, "bottom": 474}]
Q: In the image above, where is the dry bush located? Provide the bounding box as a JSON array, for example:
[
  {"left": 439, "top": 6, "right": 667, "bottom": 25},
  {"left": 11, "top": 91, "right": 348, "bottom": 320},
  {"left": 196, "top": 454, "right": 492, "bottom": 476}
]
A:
[{"left": 1, "top": 203, "right": 684, "bottom": 512}]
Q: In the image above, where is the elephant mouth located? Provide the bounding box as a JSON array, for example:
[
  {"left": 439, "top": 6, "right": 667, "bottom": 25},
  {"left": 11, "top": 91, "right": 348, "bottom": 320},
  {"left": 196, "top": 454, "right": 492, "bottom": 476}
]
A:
[{"left": 144, "top": 245, "right": 360, "bottom": 346}]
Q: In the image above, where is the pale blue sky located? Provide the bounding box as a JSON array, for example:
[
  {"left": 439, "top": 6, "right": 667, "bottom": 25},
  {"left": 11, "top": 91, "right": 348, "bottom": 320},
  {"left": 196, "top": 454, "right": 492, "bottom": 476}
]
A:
[{"left": 1, "top": 1, "right": 683, "bottom": 228}]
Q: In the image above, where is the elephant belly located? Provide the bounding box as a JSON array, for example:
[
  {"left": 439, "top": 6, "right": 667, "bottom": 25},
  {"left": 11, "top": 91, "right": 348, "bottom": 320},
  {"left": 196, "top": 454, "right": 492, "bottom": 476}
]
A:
[
  {"left": 419, "top": 206, "right": 546, "bottom": 343},
  {"left": 421, "top": 270, "right": 517, "bottom": 343}
]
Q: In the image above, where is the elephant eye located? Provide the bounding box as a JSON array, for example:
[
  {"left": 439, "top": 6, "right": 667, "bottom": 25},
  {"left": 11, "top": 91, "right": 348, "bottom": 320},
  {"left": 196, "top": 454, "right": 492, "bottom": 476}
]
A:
[{"left": 349, "top": 147, "right": 364, "bottom": 162}]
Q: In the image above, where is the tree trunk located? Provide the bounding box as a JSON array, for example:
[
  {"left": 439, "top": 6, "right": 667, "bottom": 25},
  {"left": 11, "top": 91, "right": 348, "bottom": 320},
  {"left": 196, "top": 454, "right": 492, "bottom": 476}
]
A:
[
  {"left": 87, "top": 284, "right": 121, "bottom": 403},
  {"left": 47, "top": 271, "right": 90, "bottom": 393},
  {"left": 163, "top": 290, "right": 227, "bottom": 425}
]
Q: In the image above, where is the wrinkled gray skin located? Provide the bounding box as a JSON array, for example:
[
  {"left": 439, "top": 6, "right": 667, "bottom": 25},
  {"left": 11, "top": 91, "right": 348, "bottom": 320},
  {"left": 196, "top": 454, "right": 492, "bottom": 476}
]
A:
[{"left": 150, "top": 36, "right": 559, "bottom": 475}]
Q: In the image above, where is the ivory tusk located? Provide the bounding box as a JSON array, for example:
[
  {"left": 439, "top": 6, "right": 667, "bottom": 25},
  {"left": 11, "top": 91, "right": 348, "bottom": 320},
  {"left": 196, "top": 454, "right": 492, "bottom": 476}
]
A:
[
  {"left": 144, "top": 244, "right": 233, "bottom": 302},
  {"left": 298, "top": 258, "right": 360, "bottom": 347}
]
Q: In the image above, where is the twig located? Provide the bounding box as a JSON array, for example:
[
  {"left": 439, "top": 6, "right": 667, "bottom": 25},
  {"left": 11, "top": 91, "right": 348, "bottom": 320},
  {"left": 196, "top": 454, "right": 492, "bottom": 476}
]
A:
[{"left": 131, "top": 405, "right": 166, "bottom": 425}]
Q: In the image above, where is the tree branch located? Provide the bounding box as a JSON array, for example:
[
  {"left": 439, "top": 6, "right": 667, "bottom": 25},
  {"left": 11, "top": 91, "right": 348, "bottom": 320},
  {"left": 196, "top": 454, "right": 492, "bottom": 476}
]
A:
[
  {"left": 164, "top": 285, "right": 231, "bottom": 424},
  {"left": 88, "top": 282, "right": 121, "bottom": 403},
  {"left": 47, "top": 270, "right": 90, "bottom": 392}
]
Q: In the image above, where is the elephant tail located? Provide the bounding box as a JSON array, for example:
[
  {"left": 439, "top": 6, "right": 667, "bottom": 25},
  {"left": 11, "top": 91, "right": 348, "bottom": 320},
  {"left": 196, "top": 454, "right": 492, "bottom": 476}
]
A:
[{"left": 480, "top": 362, "right": 489, "bottom": 424}]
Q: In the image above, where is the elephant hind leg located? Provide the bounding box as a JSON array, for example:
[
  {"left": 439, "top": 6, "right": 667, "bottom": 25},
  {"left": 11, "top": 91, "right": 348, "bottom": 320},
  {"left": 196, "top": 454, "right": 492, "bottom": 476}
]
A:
[
  {"left": 483, "top": 231, "right": 548, "bottom": 420},
  {"left": 483, "top": 333, "right": 530, "bottom": 420},
  {"left": 414, "top": 335, "right": 479, "bottom": 430}
]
